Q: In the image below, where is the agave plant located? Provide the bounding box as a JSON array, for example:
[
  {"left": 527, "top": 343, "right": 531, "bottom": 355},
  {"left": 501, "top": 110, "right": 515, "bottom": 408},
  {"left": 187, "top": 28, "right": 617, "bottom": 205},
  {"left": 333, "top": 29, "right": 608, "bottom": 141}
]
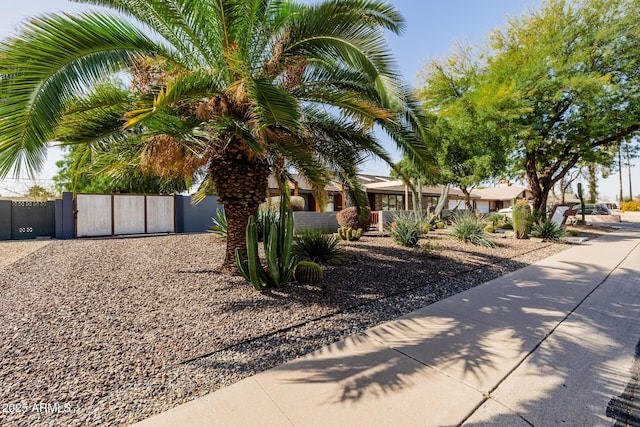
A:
[
  {"left": 530, "top": 220, "right": 567, "bottom": 242},
  {"left": 208, "top": 208, "right": 228, "bottom": 239},
  {"left": 449, "top": 212, "right": 496, "bottom": 248}
]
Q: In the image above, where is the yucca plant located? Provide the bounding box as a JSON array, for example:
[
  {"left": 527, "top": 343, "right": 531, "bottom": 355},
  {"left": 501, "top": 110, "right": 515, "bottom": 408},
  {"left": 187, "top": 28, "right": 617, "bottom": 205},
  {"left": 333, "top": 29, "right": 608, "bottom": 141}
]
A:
[
  {"left": 449, "top": 212, "right": 496, "bottom": 248},
  {"left": 293, "top": 228, "right": 344, "bottom": 265},
  {"left": 531, "top": 220, "right": 567, "bottom": 242},
  {"left": 0, "top": 0, "right": 437, "bottom": 274},
  {"left": 388, "top": 212, "right": 422, "bottom": 247}
]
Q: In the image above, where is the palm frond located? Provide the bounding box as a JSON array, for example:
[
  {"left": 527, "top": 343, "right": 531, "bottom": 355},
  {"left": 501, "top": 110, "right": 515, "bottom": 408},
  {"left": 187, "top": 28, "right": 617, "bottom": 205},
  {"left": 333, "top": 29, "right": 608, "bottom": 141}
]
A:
[{"left": 0, "top": 11, "right": 165, "bottom": 177}]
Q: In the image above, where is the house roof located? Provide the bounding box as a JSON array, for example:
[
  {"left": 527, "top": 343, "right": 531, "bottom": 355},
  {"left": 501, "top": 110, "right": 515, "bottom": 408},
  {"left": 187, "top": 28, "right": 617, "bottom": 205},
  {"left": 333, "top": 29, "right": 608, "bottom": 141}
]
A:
[
  {"left": 267, "top": 174, "right": 342, "bottom": 193},
  {"left": 358, "top": 177, "right": 476, "bottom": 198},
  {"left": 471, "top": 186, "right": 532, "bottom": 201},
  {"left": 269, "top": 173, "right": 481, "bottom": 199}
]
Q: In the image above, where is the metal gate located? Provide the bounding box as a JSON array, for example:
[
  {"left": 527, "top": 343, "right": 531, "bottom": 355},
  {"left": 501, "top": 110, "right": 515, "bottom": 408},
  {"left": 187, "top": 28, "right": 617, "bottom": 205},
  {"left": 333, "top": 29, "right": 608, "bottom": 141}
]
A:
[
  {"left": 75, "top": 194, "right": 175, "bottom": 237},
  {"left": 9, "top": 201, "right": 56, "bottom": 240}
]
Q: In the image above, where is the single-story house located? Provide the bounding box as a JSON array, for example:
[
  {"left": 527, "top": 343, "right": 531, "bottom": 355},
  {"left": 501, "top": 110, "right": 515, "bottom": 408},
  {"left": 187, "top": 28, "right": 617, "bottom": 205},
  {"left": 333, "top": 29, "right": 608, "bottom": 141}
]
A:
[
  {"left": 357, "top": 175, "right": 476, "bottom": 212},
  {"left": 469, "top": 185, "right": 533, "bottom": 213},
  {"left": 267, "top": 175, "right": 344, "bottom": 212},
  {"left": 267, "top": 173, "right": 479, "bottom": 213},
  {"left": 268, "top": 174, "right": 538, "bottom": 215}
]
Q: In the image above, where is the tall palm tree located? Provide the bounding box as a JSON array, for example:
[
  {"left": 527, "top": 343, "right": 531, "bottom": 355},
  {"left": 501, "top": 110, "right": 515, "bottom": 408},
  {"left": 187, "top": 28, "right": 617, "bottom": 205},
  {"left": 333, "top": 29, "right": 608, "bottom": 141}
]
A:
[{"left": 0, "top": 0, "right": 435, "bottom": 273}]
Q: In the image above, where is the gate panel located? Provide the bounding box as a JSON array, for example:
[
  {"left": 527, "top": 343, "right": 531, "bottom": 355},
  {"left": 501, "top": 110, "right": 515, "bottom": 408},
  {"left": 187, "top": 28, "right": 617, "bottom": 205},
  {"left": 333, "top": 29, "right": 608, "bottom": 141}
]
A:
[
  {"left": 10, "top": 201, "right": 55, "bottom": 239},
  {"left": 76, "top": 194, "right": 112, "bottom": 237},
  {"left": 146, "top": 196, "right": 175, "bottom": 233},
  {"left": 114, "top": 195, "right": 145, "bottom": 235}
]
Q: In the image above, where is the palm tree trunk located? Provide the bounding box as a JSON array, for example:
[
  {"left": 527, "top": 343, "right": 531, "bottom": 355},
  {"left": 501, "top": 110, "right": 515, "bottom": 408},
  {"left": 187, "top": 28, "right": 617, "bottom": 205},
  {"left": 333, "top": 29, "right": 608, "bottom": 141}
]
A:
[{"left": 209, "top": 140, "right": 270, "bottom": 274}]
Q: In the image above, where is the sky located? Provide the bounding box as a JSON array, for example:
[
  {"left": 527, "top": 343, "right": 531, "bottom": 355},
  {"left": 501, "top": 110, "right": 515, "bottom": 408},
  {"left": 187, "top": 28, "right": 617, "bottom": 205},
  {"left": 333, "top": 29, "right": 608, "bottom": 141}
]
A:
[{"left": 0, "top": 0, "right": 637, "bottom": 202}]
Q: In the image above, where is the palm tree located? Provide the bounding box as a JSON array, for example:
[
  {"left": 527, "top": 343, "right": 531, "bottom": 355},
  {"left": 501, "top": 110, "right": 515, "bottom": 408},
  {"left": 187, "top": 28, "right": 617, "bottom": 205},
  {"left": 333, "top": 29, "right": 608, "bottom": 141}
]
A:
[{"left": 0, "top": 0, "right": 435, "bottom": 273}]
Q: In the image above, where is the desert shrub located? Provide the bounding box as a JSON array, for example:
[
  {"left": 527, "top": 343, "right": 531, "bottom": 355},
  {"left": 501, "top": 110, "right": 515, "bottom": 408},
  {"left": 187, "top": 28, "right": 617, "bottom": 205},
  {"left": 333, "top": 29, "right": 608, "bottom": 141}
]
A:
[
  {"left": 484, "top": 225, "right": 495, "bottom": 233},
  {"left": 567, "top": 229, "right": 579, "bottom": 237},
  {"left": 622, "top": 200, "right": 640, "bottom": 212},
  {"left": 414, "top": 239, "right": 441, "bottom": 258},
  {"left": 388, "top": 212, "right": 421, "bottom": 247},
  {"left": 501, "top": 222, "right": 513, "bottom": 230},
  {"left": 435, "top": 221, "right": 446, "bottom": 229},
  {"left": 208, "top": 208, "right": 227, "bottom": 239},
  {"left": 486, "top": 213, "right": 505, "bottom": 227},
  {"left": 293, "top": 228, "right": 344, "bottom": 265},
  {"left": 530, "top": 220, "right": 567, "bottom": 242},
  {"left": 337, "top": 206, "right": 370, "bottom": 229},
  {"left": 262, "top": 195, "right": 306, "bottom": 211},
  {"left": 449, "top": 212, "right": 496, "bottom": 248}
]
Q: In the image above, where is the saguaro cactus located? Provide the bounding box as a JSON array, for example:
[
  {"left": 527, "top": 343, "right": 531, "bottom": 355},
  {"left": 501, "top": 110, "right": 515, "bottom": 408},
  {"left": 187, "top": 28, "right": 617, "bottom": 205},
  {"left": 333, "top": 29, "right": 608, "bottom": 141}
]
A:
[
  {"left": 577, "top": 182, "right": 586, "bottom": 224},
  {"left": 235, "top": 195, "right": 296, "bottom": 290}
]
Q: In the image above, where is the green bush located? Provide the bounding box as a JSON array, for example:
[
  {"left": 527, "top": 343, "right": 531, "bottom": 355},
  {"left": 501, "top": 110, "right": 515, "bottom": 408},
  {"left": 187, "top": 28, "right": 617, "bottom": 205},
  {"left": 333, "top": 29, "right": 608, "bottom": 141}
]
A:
[
  {"left": 501, "top": 222, "right": 513, "bottom": 230},
  {"left": 388, "top": 212, "right": 421, "bottom": 247},
  {"left": 486, "top": 213, "right": 506, "bottom": 227},
  {"left": 337, "top": 206, "right": 370, "bottom": 229},
  {"left": 449, "top": 212, "right": 496, "bottom": 248},
  {"left": 484, "top": 225, "right": 495, "bottom": 233},
  {"left": 414, "top": 240, "right": 441, "bottom": 258},
  {"left": 208, "top": 208, "right": 227, "bottom": 239},
  {"left": 530, "top": 220, "right": 567, "bottom": 242},
  {"left": 567, "top": 229, "right": 579, "bottom": 237},
  {"left": 293, "top": 228, "right": 344, "bottom": 265},
  {"left": 435, "top": 221, "right": 446, "bottom": 229}
]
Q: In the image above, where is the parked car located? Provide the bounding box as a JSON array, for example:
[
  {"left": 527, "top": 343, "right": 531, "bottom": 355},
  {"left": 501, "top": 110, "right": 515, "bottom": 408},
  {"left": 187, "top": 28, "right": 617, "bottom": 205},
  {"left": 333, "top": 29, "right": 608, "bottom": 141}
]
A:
[{"left": 571, "top": 203, "right": 611, "bottom": 215}]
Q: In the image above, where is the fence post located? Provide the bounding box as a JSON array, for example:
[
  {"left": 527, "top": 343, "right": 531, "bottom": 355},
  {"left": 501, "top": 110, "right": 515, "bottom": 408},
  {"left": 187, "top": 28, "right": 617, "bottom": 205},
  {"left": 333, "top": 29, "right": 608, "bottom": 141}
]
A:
[
  {"left": 61, "top": 192, "right": 75, "bottom": 239},
  {"left": 0, "top": 200, "right": 11, "bottom": 240}
]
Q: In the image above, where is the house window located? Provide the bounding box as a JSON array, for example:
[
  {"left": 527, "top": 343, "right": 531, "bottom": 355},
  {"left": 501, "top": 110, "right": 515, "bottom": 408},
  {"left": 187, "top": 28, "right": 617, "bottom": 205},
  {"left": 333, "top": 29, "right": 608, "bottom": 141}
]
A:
[{"left": 381, "top": 194, "right": 404, "bottom": 211}]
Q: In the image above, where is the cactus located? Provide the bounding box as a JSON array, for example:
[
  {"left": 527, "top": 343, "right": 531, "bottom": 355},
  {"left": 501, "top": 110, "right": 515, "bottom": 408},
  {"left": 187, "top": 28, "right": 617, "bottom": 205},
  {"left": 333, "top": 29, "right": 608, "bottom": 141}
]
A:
[
  {"left": 577, "top": 182, "right": 586, "bottom": 224},
  {"left": 512, "top": 200, "right": 533, "bottom": 239},
  {"left": 337, "top": 227, "right": 362, "bottom": 241},
  {"left": 235, "top": 194, "right": 296, "bottom": 290},
  {"left": 293, "top": 261, "right": 323, "bottom": 284}
]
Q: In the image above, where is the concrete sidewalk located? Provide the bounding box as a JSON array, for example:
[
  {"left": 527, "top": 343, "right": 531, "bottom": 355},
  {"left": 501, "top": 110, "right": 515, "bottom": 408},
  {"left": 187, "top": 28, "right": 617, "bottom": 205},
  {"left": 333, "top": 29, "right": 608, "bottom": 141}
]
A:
[{"left": 134, "top": 230, "right": 640, "bottom": 427}]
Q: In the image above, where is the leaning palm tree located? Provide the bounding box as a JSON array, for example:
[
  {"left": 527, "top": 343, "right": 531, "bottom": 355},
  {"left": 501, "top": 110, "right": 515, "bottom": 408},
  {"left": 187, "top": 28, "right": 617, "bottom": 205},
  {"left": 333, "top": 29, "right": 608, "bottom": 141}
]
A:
[{"left": 0, "top": 0, "right": 435, "bottom": 273}]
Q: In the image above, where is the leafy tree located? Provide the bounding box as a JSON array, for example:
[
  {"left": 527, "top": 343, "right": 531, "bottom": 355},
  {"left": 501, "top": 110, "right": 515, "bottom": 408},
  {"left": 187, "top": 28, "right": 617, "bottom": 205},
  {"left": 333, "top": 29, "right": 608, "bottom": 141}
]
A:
[
  {"left": 53, "top": 144, "right": 191, "bottom": 194},
  {"left": 25, "top": 184, "right": 56, "bottom": 201},
  {"left": 417, "top": 45, "right": 515, "bottom": 210},
  {"left": 486, "top": 0, "right": 640, "bottom": 211},
  {"left": 0, "top": 0, "right": 434, "bottom": 273}
]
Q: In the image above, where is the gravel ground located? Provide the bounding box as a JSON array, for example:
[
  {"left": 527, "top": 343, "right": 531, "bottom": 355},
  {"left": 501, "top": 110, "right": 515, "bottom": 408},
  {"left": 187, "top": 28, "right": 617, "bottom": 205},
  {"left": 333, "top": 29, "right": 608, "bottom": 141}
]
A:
[
  {"left": 0, "top": 240, "right": 52, "bottom": 269},
  {"left": 0, "top": 230, "right": 604, "bottom": 426}
]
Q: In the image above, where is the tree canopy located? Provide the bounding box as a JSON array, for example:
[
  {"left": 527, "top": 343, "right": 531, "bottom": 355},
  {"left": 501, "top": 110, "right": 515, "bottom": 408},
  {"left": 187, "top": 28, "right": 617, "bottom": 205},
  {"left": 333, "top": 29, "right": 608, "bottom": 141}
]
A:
[
  {"left": 487, "top": 0, "right": 640, "bottom": 211},
  {"left": 417, "top": 45, "right": 515, "bottom": 209},
  {"left": 418, "top": 0, "right": 640, "bottom": 212}
]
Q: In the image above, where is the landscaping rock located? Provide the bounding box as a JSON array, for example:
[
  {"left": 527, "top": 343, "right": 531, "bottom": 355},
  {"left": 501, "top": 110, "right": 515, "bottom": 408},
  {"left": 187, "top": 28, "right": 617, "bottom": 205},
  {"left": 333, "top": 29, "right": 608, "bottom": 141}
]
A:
[{"left": 0, "top": 232, "right": 593, "bottom": 426}]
